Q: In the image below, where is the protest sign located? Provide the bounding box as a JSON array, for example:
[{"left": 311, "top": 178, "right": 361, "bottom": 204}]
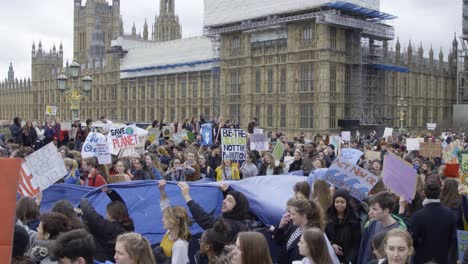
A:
[
  {"left": 147, "top": 128, "right": 160, "bottom": 144},
  {"left": 383, "top": 152, "right": 417, "bottom": 202},
  {"left": 460, "top": 150, "right": 468, "bottom": 174},
  {"left": 341, "top": 131, "right": 351, "bottom": 142},
  {"left": 45, "top": 105, "right": 57, "bottom": 116},
  {"left": 383, "top": 127, "right": 393, "bottom": 138},
  {"left": 250, "top": 133, "right": 269, "bottom": 151},
  {"left": 61, "top": 122, "right": 72, "bottom": 130},
  {"left": 18, "top": 143, "right": 67, "bottom": 197},
  {"left": 443, "top": 139, "right": 463, "bottom": 163},
  {"left": 365, "top": 150, "right": 381, "bottom": 161},
  {"left": 458, "top": 230, "right": 468, "bottom": 262},
  {"left": 406, "top": 138, "right": 421, "bottom": 151},
  {"left": 68, "top": 127, "right": 77, "bottom": 140},
  {"left": 340, "top": 148, "right": 363, "bottom": 165},
  {"left": 162, "top": 126, "right": 171, "bottom": 138},
  {"left": 330, "top": 135, "right": 341, "bottom": 155},
  {"left": 324, "top": 157, "right": 379, "bottom": 200},
  {"left": 442, "top": 132, "right": 449, "bottom": 140},
  {"left": 82, "top": 132, "right": 111, "bottom": 164},
  {"left": 107, "top": 125, "right": 148, "bottom": 154},
  {"left": 0, "top": 159, "right": 21, "bottom": 264},
  {"left": 201, "top": 123, "right": 213, "bottom": 146},
  {"left": 272, "top": 140, "right": 285, "bottom": 161},
  {"left": 253, "top": 128, "right": 264, "bottom": 134},
  {"left": 221, "top": 129, "right": 247, "bottom": 161},
  {"left": 172, "top": 130, "right": 188, "bottom": 145},
  {"left": 419, "top": 143, "right": 442, "bottom": 158},
  {"left": 284, "top": 156, "right": 295, "bottom": 172},
  {"left": 427, "top": 123, "right": 437, "bottom": 131},
  {"left": 187, "top": 131, "right": 196, "bottom": 142}
]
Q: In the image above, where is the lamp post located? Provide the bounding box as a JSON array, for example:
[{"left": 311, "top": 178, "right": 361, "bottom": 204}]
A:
[
  {"left": 56, "top": 60, "right": 92, "bottom": 121},
  {"left": 397, "top": 97, "right": 407, "bottom": 132}
]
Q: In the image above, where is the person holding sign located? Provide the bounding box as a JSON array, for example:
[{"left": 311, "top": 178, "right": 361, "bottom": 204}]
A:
[
  {"left": 215, "top": 159, "right": 240, "bottom": 181},
  {"left": 259, "top": 153, "right": 284, "bottom": 176}
]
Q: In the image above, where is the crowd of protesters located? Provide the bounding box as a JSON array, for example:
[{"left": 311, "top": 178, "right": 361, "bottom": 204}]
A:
[{"left": 3, "top": 114, "right": 468, "bottom": 264}]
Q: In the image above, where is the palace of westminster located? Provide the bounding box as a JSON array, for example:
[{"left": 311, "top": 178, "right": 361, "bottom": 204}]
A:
[{"left": 0, "top": 0, "right": 459, "bottom": 134}]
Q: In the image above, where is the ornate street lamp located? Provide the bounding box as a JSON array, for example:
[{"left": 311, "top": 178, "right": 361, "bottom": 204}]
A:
[
  {"left": 56, "top": 60, "right": 93, "bottom": 121},
  {"left": 397, "top": 97, "right": 407, "bottom": 132}
]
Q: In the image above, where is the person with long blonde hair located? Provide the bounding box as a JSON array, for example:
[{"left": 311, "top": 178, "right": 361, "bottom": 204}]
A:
[
  {"left": 312, "top": 179, "right": 332, "bottom": 212},
  {"left": 63, "top": 158, "right": 80, "bottom": 184},
  {"left": 114, "top": 232, "right": 156, "bottom": 264},
  {"left": 157, "top": 180, "right": 191, "bottom": 263},
  {"left": 379, "top": 229, "right": 414, "bottom": 264}
]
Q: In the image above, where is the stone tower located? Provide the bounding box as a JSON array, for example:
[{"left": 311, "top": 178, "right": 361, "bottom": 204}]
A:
[
  {"left": 31, "top": 41, "right": 63, "bottom": 82},
  {"left": 8, "top": 62, "right": 14, "bottom": 83},
  {"left": 73, "top": 0, "right": 121, "bottom": 64},
  {"left": 89, "top": 19, "right": 106, "bottom": 61},
  {"left": 154, "top": 0, "right": 182, "bottom": 42}
]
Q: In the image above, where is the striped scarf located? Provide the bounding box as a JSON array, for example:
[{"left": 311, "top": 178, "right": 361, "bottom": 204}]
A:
[{"left": 287, "top": 227, "right": 302, "bottom": 249}]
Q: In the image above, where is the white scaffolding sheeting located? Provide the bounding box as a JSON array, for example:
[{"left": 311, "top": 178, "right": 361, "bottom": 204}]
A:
[
  {"left": 117, "top": 37, "right": 219, "bottom": 79},
  {"left": 204, "top": 0, "right": 380, "bottom": 27}
]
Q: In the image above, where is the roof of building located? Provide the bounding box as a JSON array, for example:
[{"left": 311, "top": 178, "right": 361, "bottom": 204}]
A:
[
  {"left": 204, "top": 0, "right": 380, "bottom": 27},
  {"left": 113, "top": 36, "right": 220, "bottom": 79}
]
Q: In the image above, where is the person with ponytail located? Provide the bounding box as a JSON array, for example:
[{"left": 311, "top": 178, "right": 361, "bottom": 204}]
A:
[
  {"left": 272, "top": 197, "right": 339, "bottom": 264},
  {"left": 198, "top": 218, "right": 234, "bottom": 264},
  {"left": 157, "top": 180, "right": 191, "bottom": 264},
  {"left": 76, "top": 187, "right": 134, "bottom": 262}
]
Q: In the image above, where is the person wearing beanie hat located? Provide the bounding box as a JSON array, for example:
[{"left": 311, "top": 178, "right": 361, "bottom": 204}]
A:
[
  {"left": 178, "top": 182, "right": 249, "bottom": 243},
  {"left": 325, "top": 189, "right": 361, "bottom": 263}
]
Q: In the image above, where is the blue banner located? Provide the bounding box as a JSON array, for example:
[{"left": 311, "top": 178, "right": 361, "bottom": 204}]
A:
[{"left": 201, "top": 123, "right": 213, "bottom": 146}]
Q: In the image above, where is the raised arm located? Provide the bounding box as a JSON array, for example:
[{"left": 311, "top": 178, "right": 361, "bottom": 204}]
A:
[{"left": 158, "top": 180, "right": 171, "bottom": 212}]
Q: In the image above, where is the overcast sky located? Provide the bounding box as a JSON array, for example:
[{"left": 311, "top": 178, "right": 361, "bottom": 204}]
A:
[{"left": 0, "top": 0, "right": 462, "bottom": 81}]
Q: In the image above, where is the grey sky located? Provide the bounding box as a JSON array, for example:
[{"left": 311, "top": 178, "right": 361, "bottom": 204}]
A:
[{"left": 0, "top": 0, "right": 462, "bottom": 81}]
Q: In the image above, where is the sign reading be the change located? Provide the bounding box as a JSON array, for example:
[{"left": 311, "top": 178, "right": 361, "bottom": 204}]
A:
[{"left": 221, "top": 129, "right": 247, "bottom": 161}]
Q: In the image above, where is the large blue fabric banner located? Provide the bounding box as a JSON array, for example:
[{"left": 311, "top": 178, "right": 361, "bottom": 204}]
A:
[{"left": 39, "top": 176, "right": 307, "bottom": 244}]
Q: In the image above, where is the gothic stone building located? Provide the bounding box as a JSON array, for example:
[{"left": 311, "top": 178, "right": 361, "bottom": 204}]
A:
[{"left": 0, "top": 0, "right": 457, "bottom": 135}]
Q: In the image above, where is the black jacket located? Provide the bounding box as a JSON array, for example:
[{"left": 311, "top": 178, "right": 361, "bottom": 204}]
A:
[
  {"left": 288, "top": 159, "right": 302, "bottom": 173},
  {"left": 80, "top": 191, "right": 134, "bottom": 262},
  {"left": 325, "top": 208, "right": 361, "bottom": 263},
  {"left": 272, "top": 223, "right": 302, "bottom": 264},
  {"left": 259, "top": 163, "right": 284, "bottom": 176},
  {"left": 407, "top": 202, "right": 457, "bottom": 264}
]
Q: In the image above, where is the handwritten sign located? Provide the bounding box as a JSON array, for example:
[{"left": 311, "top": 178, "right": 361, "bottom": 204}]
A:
[
  {"left": 458, "top": 230, "right": 468, "bottom": 262},
  {"left": 82, "top": 132, "right": 111, "bottom": 164},
  {"left": 330, "top": 135, "right": 341, "bottom": 155},
  {"left": 45, "top": 105, "right": 57, "bottom": 116},
  {"left": 221, "top": 129, "right": 247, "bottom": 161},
  {"left": 147, "top": 128, "right": 160, "bottom": 144},
  {"left": 162, "top": 126, "right": 171, "bottom": 138},
  {"left": 427, "top": 123, "right": 437, "bottom": 131},
  {"left": 382, "top": 152, "right": 417, "bottom": 203},
  {"left": 253, "top": 128, "right": 264, "bottom": 134},
  {"left": 108, "top": 126, "right": 147, "bottom": 153},
  {"left": 18, "top": 143, "right": 67, "bottom": 197},
  {"left": 383, "top": 127, "right": 393, "bottom": 138},
  {"left": 340, "top": 148, "right": 363, "bottom": 165},
  {"left": 406, "top": 138, "right": 421, "bottom": 151},
  {"left": 419, "top": 143, "right": 442, "bottom": 158},
  {"left": 324, "top": 157, "right": 379, "bottom": 200},
  {"left": 366, "top": 150, "right": 381, "bottom": 161},
  {"left": 341, "top": 131, "right": 351, "bottom": 142},
  {"left": 443, "top": 139, "right": 463, "bottom": 163},
  {"left": 172, "top": 130, "right": 188, "bottom": 145},
  {"left": 250, "top": 133, "right": 269, "bottom": 151},
  {"left": 272, "top": 140, "right": 285, "bottom": 161}
]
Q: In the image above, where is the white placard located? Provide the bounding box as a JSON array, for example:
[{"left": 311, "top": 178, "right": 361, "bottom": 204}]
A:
[
  {"left": 19, "top": 143, "right": 67, "bottom": 196},
  {"left": 383, "top": 127, "right": 393, "bottom": 138},
  {"left": 427, "top": 123, "right": 437, "bottom": 131},
  {"left": 45, "top": 106, "right": 57, "bottom": 116},
  {"left": 253, "top": 128, "right": 264, "bottom": 134},
  {"left": 341, "top": 131, "right": 351, "bottom": 142},
  {"left": 406, "top": 138, "right": 420, "bottom": 151},
  {"left": 82, "top": 132, "right": 112, "bottom": 165},
  {"left": 340, "top": 148, "right": 363, "bottom": 165},
  {"left": 250, "top": 133, "right": 269, "bottom": 151}
]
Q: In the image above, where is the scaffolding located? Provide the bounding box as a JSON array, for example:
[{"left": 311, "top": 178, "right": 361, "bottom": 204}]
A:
[{"left": 458, "top": 0, "right": 468, "bottom": 104}]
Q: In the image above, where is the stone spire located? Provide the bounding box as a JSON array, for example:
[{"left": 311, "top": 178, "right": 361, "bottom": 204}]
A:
[
  {"left": 131, "top": 21, "right": 137, "bottom": 37},
  {"left": 119, "top": 16, "right": 124, "bottom": 35},
  {"left": 59, "top": 42, "right": 63, "bottom": 57},
  {"left": 429, "top": 44, "right": 434, "bottom": 64},
  {"left": 143, "top": 18, "right": 149, "bottom": 40},
  {"left": 32, "top": 41, "right": 36, "bottom": 58},
  {"left": 154, "top": 0, "right": 181, "bottom": 42},
  {"left": 8, "top": 62, "right": 14, "bottom": 83},
  {"left": 407, "top": 40, "right": 413, "bottom": 65},
  {"left": 418, "top": 42, "right": 423, "bottom": 65},
  {"left": 395, "top": 37, "right": 401, "bottom": 64}
]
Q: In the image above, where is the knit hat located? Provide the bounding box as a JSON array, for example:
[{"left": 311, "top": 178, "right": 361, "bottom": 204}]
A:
[
  {"left": 12, "top": 225, "right": 29, "bottom": 257},
  {"left": 222, "top": 191, "right": 250, "bottom": 222},
  {"left": 160, "top": 156, "right": 171, "bottom": 165}
]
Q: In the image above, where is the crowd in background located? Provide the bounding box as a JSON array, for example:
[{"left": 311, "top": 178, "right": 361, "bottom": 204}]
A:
[{"left": 3, "top": 114, "right": 468, "bottom": 264}]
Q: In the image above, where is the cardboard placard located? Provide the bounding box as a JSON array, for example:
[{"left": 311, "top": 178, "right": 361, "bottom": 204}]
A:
[{"left": 419, "top": 143, "right": 442, "bottom": 158}]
